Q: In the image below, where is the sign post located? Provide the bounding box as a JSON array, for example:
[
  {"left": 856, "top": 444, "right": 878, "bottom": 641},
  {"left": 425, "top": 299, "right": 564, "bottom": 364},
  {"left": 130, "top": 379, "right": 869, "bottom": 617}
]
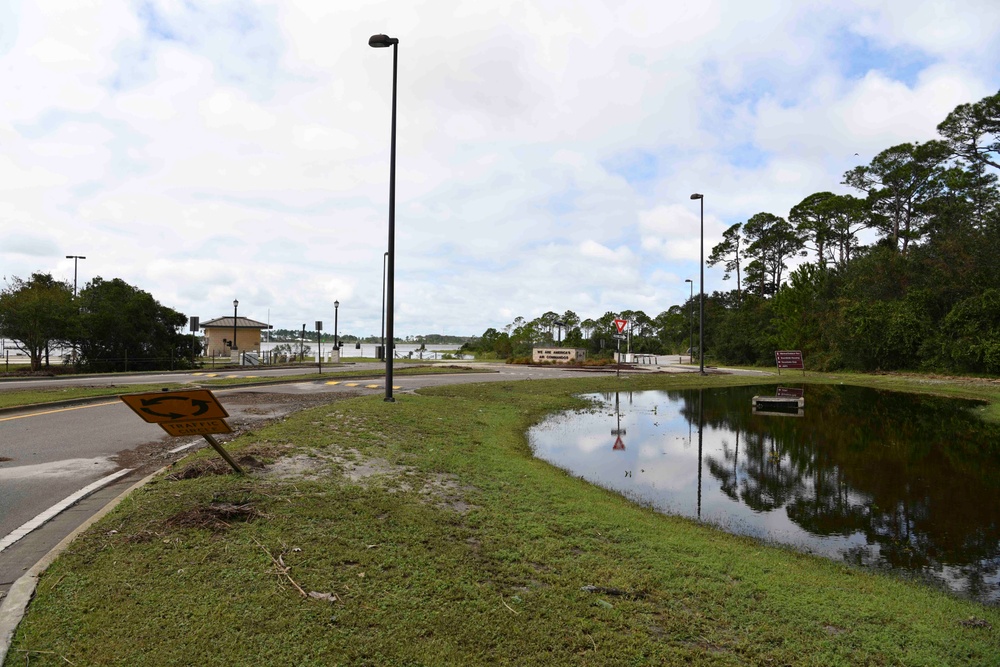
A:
[
  {"left": 614, "top": 319, "right": 628, "bottom": 378},
  {"left": 121, "top": 389, "right": 244, "bottom": 474},
  {"left": 774, "top": 350, "right": 805, "bottom": 376}
]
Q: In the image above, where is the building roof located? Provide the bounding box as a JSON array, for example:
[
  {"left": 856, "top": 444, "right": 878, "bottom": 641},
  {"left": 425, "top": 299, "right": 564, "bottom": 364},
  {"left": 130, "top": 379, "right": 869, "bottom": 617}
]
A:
[{"left": 200, "top": 316, "right": 270, "bottom": 330}]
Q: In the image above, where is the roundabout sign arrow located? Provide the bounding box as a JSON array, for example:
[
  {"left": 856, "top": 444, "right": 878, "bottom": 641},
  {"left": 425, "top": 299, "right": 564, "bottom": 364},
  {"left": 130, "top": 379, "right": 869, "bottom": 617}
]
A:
[{"left": 121, "top": 390, "right": 229, "bottom": 423}]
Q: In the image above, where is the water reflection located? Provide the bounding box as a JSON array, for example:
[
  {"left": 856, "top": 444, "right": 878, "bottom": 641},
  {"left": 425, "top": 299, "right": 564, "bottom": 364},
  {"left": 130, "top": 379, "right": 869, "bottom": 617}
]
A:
[{"left": 528, "top": 385, "right": 1000, "bottom": 604}]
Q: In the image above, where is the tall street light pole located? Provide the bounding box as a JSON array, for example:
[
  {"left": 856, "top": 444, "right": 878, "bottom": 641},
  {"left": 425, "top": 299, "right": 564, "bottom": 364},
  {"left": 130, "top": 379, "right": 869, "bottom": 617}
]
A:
[
  {"left": 232, "top": 299, "right": 239, "bottom": 352},
  {"left": 684, "top": 278, "right": 693, "bottom": 363},
  {"left": 690, "top": 193, "right": 705, "bottom": 375},
  {"left": 66, "top": 255, "right": 86, "bottom": 296},
  {"left": 369, "top": 32, "right": 399, "bottom": 403}
]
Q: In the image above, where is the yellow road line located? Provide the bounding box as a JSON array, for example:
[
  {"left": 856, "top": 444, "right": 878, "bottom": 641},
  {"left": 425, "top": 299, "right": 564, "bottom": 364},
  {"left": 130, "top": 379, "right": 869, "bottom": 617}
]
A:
[
  {"left": 365, "top": 384, "right": 380, "bottom": 389},
  {"left": 325, "top": 381, "right": 341, "bottom": 385},
  {"left": 344, "top": 383, "right": 360, "bottom": 387},
  {"left": 0, "top": 401, "right": 119, "bottom": 422}
]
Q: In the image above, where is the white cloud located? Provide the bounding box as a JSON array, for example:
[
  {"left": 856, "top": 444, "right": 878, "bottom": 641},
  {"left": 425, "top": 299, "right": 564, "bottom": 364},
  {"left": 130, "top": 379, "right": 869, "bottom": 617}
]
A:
[{"left": 2, "top": 0, "right": 998, "bottom": 334}]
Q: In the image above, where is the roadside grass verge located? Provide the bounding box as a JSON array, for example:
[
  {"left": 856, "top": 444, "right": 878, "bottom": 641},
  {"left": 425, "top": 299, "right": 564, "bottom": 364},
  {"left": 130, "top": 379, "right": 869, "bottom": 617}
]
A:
[
  {"left": 0, "top": 366, "right": 488, "bottom": 410},
  {"left": 7, "top": 373, "right": 999, "bottom": 666},
  {"left": 0, "top": 383, "right": 191, "bottom": 410}
]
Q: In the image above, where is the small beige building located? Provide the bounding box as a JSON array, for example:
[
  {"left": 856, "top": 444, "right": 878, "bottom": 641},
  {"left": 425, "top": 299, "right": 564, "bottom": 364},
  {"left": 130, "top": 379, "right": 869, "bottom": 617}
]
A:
[
  {"left": 200, "top": 316, "right": 270, "bottom": 356},
  {"left": 532, "top": 347, "right": 587, "bottom": 364}
]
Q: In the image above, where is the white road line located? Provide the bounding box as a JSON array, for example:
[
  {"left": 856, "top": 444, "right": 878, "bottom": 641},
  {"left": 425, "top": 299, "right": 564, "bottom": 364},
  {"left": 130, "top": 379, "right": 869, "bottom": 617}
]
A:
[
  {"left": 168, "top": 438, "right": 204, "bottom": 454},
  {"left": 0, "top": 468, "right": 133, "bottom": 555}
]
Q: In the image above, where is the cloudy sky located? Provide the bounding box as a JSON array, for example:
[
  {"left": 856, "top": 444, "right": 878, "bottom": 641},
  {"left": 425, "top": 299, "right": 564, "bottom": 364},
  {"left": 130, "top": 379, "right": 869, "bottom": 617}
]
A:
[{"left": 2, "top": 1, "right": 999, "bottom": 337}]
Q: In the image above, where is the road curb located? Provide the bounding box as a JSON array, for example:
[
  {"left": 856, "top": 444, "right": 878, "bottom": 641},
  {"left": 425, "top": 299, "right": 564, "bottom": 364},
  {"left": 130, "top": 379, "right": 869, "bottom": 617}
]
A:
[{"left": 0, "top": 467, "right": 166, "bottom": 665}]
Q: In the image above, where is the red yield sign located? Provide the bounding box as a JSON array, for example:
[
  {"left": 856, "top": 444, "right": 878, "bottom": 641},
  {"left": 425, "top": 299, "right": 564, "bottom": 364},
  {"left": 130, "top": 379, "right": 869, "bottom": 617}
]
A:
[{"left": 614, "top": 319, "right": 628, "bottom": 334}]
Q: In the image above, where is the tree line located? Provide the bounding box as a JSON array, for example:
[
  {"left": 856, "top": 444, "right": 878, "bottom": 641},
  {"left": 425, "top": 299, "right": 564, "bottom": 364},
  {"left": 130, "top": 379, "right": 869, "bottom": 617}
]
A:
[
  {"left": 468, "top": 90, "right": 1000, "bottom": 373},
  {"left": 0, "top": 273, "right": 194, "bottom": 372},
  {"left": 462, "top": 308, "right": 697, "bottom": 360}
]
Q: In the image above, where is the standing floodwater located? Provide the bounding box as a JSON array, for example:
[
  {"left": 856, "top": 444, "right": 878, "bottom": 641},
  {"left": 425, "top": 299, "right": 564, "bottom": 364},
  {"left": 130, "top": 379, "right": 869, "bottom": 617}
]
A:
[{"left": 528, "top": 385, "right": 1000, "bottom": 604}]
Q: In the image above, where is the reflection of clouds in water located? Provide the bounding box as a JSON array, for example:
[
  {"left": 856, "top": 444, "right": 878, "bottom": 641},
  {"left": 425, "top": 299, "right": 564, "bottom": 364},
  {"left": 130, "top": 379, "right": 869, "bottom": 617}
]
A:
[{"left": 529, "top": 386, "right": 1000, "bottom": 604}]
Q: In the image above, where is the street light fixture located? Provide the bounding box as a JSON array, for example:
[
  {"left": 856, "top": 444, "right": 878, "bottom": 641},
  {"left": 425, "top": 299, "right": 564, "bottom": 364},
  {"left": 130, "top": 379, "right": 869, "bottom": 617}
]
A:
[
  {"left": 690, "top": 193, "right": 705, "bottom": 374},
  {"left": 684, "top": 278, "right": 693, "bottom": 363},
  {"left": 334, "top": 300, "right": 340, "bottom": 354},
  {"left": 232, "top": 299, "right": 239, "bottom": 352},
  {"left": 66, "top": 255, "right": 86, "bottom": 296},
  {"left": 369, "top": 32, "right": 399, "bottom": 403}
]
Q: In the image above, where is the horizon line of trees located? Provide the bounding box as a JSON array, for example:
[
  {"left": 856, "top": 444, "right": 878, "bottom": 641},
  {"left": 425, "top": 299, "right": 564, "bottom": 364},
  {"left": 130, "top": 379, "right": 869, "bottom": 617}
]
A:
[
  {"left": 0, "top": 273, "right": 195, "bottom": 372},
  {"left": 703, "top": 88, "right": 1000, "bottom": 373},
  {"left": 267, "top": 329, "right": 471, "bottom": 345},
  {"left": 462, "top": 308, "right": 696, "bottom": 360},
  {"left": 469, "top": 89, "right": 1000, "bottom": 374}
]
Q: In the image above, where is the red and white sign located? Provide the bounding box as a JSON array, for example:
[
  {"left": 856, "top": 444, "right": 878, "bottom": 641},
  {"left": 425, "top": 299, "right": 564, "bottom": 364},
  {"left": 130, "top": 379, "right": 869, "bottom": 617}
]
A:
[
  {"left": 613, "top": 435, "right": 626, "bottom": 451},
  {"left": 614, "top": 319, "right": 628, "bottom": 334}
]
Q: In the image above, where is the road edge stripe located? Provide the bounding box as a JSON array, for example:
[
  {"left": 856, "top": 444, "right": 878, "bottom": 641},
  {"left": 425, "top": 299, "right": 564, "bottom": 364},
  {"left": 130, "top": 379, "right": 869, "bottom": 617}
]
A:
[
  {"left": 0, "top": 468, "right": 133, "bottom": 555},
  {"left": 0, "top": 467, "right": 162, "bottom": 664}
]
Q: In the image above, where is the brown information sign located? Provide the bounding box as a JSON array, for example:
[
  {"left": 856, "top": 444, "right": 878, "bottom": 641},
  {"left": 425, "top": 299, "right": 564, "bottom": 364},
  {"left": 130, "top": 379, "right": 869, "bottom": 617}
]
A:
[
  {"left": 121, "top": 390, "right": 229, "bottom": 424},
  {"left": 159, "top": 419, "right": 233, "bottom": 437},
  {"left": 775, "top": 350, "right": 804, "bottom": 370}
]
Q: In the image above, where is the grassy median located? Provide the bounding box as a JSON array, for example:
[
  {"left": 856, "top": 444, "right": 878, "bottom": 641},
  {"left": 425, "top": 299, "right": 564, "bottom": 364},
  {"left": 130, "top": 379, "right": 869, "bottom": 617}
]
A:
[
  {"left": 6, "top": 373, "right": 999, "bottom": 666},
  {"left": 0, "top": 365, "right": 488, "bottom": 410}
]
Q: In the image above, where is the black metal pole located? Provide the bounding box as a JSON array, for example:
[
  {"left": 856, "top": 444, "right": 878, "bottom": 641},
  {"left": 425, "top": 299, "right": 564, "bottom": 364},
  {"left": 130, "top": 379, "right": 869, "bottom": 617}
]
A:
[
  {"left": 370, "top": 34, "right": 399, "bottom": 400},
  {"left": 691, "top": 194, "right": 705, "bottom": 374},
  {"left": 699, "top": 196, "right": 705, "bottom": 375},
  {"left": 334, "top": 303, "right": 339, "bottom": 354},
  {"left": 66, "top": 255, "right": 85, "bottom": 296},
  {"left": 232, "top": 302, "right": 238, "bottom": 352},
  {"left": 384, "top": 40, "right": 398, "bottom": 402},
  {"left": 381, "top": 251, "right": 388, "bottom": 360}
]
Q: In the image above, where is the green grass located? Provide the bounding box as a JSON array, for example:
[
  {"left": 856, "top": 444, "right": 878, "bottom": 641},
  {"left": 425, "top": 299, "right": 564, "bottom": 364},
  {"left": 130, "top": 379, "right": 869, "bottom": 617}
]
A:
[
  {"left": 0, "top": 383, "right": 192, "bottom": 409},
  {"left": 0, "top": 365, "right": 488, "bottom": 409},
  {"left": 7, "top": 372, "right": 1000, "bottom": 666}
]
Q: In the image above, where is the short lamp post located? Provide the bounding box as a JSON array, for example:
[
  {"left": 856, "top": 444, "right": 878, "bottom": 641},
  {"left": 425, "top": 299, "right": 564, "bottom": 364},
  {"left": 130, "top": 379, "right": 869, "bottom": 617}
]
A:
[
  {"left": 684, "top": 278, "right": 693, "bottom": 363},
  {"left": 369, "top": 32, "right": 399, "bottom": 403},
  {"left": 334, "top": 300, "right": 340, "bottom": 353},
  {"left": 689, "top": 193, "right": 705, "bottom": 375},
  {"left": 381, "top": 251, "right": 388, "bottom": 360},
  {"left": 232, "top": 299, "right": 239, "bottom": 352},
  {"left": 316, "top": 321, "right": 323, "bottom": 374}
]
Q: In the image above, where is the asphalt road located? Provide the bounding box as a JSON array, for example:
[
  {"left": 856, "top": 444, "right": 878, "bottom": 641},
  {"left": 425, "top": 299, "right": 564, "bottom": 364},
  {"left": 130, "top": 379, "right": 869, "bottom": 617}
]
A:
[{"left": 1, "top": 362, "right": 635, "bottom": 597}]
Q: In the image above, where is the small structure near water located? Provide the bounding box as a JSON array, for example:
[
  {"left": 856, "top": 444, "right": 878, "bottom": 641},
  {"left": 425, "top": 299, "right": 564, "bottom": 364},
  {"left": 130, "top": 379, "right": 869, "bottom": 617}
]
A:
[{"left": 752, "top": 393, "right": 805, "bottom": 417}]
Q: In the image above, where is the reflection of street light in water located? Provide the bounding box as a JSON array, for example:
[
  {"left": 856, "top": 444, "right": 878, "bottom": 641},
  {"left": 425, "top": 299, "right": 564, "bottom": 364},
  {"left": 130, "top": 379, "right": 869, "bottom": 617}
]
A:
[{"left": 697, "top": 388, "right": 704, "bottom": 520}]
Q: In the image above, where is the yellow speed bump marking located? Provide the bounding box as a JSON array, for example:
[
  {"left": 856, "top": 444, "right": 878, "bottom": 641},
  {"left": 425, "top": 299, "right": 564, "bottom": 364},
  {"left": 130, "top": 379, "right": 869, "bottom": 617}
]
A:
[
  {"left": 202, "top": 373, "right": 218, "bottom": 377},
  {"left": 325, "top": 381, "right": 341, "bottom": 385},
  {"left": 344, "top": 383, "right": 360, "bottom": 387},
  {"left": 392, "top": 386, "right": 402, "bottom": 389},
  {"left": 365, "top": 384, "right": 380, "bottom": 389}
]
